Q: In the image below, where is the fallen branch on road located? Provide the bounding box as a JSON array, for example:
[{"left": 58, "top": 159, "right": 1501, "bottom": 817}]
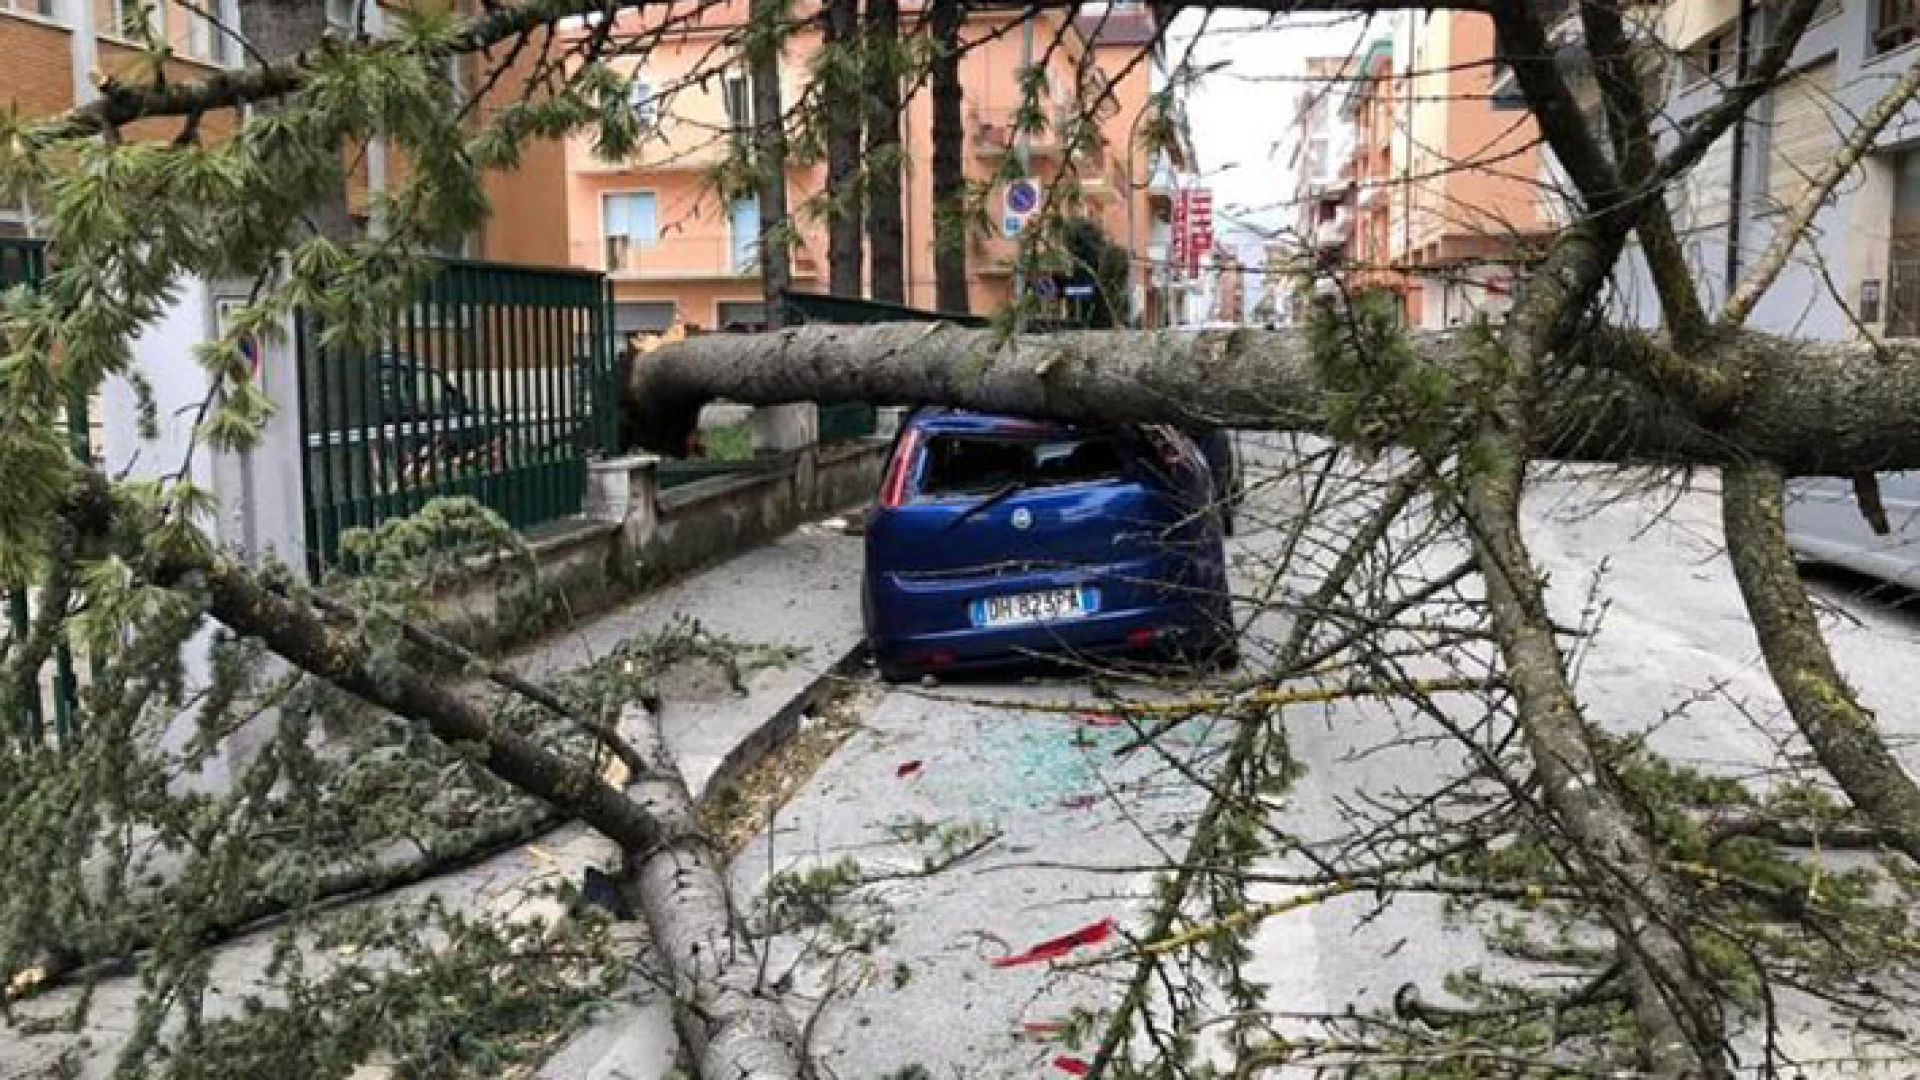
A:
[{"left": 906, "top": 676, "right": 1501, "bottom": 727}]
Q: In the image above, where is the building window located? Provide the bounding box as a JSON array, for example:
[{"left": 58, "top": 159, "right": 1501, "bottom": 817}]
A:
[
  {"left": 1682, "top": 23, "right": 1737, "bottom": 84},
  {"left": 0, "top": 197, "right": 33, "bottom": 240},
  {"left": 99, "top": 0, "right": 161, "bottom": 40},
  {"left": 0, "top": 0, "right": 55, "bottom": 18},
  {"left": 1878, "top": 0, "right": 1920, "bottom": 54},
  {"left": 326, "top": 0, "right": 360, "bottom": 35},
  {"left": 185, "top": 0, "right": 239, "bottom": 64},
  {"left": 602, "top": 191, "right": 658, "bottom": 272},
  {"left": 630, "top": 77, "right": 656, "bottom": 129},
  {"left": 729, "top": 195, "right": 760, "bottom": 273},
  {"left": 716, "top": 301, "right": 766, "bottom": 333},
  {"left": 724, "top": 72, "right": 759, "bottom": 138}
]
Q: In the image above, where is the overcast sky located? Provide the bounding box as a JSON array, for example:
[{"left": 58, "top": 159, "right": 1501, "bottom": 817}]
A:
[{"left": 1166, "top": 10, "right": 1387, "bottom": 242}]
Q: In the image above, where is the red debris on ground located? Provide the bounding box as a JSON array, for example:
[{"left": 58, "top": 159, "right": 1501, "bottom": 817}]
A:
[
  {"left": 1055, "top": 1056, "right": 1091, "bottom": 1075},
  {"left": 989, "top": 917, "right": 1116, "bottom": 968},
  {"left": 1020, "top": 1020, "right": 1065, "bottom": 1039},
  {"left": 1058, "top": 794, "right": 1099, "bottom": 810},
  {"left": 1075, "top": 711, "right": 1124, "bottom": 727},
  {"left": 896, "top": 759, "right": 923, "bottom": 778}
]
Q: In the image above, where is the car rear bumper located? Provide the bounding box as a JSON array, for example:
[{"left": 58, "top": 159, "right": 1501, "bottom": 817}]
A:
[{"left": 864, "top": 555, "right": 1231, "bottom": 675}]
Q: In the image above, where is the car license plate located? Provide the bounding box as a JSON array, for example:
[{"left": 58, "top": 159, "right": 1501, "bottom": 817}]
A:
[{"left": 972, "top": 587, "right": 1097, "bottom": 628}]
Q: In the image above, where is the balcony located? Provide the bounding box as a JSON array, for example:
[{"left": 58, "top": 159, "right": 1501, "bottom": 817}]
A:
[
  {"left": 1314, "top": 211, "right": 1352, "bottom": 250},
  {"left": 602, "top": 233, "right": 821, "bottom": 281},
  {"left": 575, "top": 131, "right": 738, "bottom": 175},
  {"left": 969, "top": 107, "right": 1106, "bottom": 163}
]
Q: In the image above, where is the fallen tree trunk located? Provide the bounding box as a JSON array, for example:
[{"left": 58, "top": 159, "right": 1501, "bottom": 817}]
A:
[
  {"left": 624, "top": 322, "right": 1920, "bottom": 477},
  {"left": 60, "top": 472, "right": 810, "bottom": 1078},
  {"left": 621, "top": 702, "right": 807, "bottom": 1077}
]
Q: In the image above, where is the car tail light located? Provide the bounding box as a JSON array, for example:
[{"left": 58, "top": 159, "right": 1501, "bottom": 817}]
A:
[
  {"left": 1139, "top": 426, "right": 1197, "bottom": 474},
  {"left": 879, "top": 429, "right": 923, "bottom": 508},
  {"left": 1126, "top": 627, "right": 1161, "bottom": 650}
]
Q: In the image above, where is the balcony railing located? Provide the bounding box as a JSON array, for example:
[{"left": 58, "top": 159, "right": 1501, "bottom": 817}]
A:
[
  {"left": 968, "top": 107, "right": 1106, "bottom": 160},
  {"left": 1314, "top": 211, "right": 1352, "bottom": 250},
  {"left": 602, "top": 234, "right": 820, "bottom": 280}
]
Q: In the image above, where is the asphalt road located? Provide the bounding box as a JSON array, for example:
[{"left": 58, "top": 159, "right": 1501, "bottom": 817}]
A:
[{"left": 734, "top": 437, "right": 1920, "bottom": 1079}]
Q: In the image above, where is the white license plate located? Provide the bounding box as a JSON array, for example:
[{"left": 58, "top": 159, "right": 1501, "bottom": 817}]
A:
[{"left": 972, "top": 587, "right": 1096, "bottom": 628}]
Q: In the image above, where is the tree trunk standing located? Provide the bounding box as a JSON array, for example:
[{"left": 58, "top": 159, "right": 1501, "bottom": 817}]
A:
[
  {"left": 823, "top": 0, "right": 864, "bottom": 297},
  {"left": 746, "top": 0, "right": 815, "bottom": 452},
  {"left": 929, "top": 0, "right": 969, "bottom": 314},
  {"left": 863, "top": 0, "right": 905, "bottom": 304},
  {"left": 748, "top": 0, "right": 792, "bottom": 329},
  {"left": 237, "top": 0, "right": 356, "bottom": 240}
]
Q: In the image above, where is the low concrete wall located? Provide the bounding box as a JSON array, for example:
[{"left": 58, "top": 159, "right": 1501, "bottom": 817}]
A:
[
  {"left": 618, "top": 440, "right": 885, "bottom": 589},
  {"left": 433, "top": 440, "right": 887, "bottom": 650}
]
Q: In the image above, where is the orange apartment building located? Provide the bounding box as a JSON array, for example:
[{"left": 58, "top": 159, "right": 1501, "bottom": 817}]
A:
[
  {"left": 1340, "top": 38, "right": 1399, "bottom": 304},
  {"left": 0, "top": 0, "right": 559, "bottom": 265},
  {"left": 551, "top": 1, "right": 1179, "bottom": 335},
  {"left": 0, "top": 0, "right": 254, "bottom": 233},
  {"left": 1387, "top": 9, "right": 1549, "bottom": 329},
  {"left": 0, "top": 0, "right": 1175, "bottom": 331}
]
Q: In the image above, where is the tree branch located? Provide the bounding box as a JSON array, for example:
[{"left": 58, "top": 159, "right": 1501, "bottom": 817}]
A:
[
  {"left": 1720, "top": 50, "right": 1920, "bottom": 330},
  {"left": 1578, "top": 0, "right": 1710, "bottom": 344},
  {"left": 1720, "top": 461, "right": 1920, "bottom": 868}
]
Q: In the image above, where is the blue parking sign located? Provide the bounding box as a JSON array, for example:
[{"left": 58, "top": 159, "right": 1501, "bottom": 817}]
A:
[{"left": 1006, "top": 179, "right": 1040, "bottom": 216}]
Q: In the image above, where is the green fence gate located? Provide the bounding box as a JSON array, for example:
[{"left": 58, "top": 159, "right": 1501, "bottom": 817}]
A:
[
  {"left": 2, "top": 237, "right": 87, "bottom": 747},
  {"left": 298, "top": 259, "right": 620, "bottom": 574}
]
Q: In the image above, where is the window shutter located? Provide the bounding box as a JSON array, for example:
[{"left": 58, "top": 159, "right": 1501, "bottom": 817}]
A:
[
  {"left": 1678, "top": 125, "right": 1741, "bottom": 236},
  {"left": 1766, "top": 61, "right": 1839, "bottom": 214}
]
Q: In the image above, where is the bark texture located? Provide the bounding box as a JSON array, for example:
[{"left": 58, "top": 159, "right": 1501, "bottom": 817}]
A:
[
  {"left": 862, "top": 0, "right": 906, "bottom": 304},
  {"left": 624, "top": 321, "right": 1920, "bottom": 477},
  {"left": 749, "top": 0, "right": 792, "bottom": 329},
  {"left": 822, "top": 0, "right": 864, "bottom": 297},
  {"left": 929, "top": 0, "right": 969, "bottom": 315},
  {"left": 100, "top": 508, "right": 807, "bottom": 1077},
  {"left": 1463, "top": 443, "right": 1729, "bottom": 1078},
  {"left": 1720, "top": 462, "right": 1920, "bottom": 866},
  {"left": 622, "top": 703, "right": 807, "bottom": 1077}
]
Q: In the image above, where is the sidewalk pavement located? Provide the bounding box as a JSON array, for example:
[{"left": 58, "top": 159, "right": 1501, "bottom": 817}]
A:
[{"left": 0, "top": 518, "right": 867, "bottom": 1080}]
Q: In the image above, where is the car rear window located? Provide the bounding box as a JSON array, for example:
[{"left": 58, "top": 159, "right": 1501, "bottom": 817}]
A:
[{"left": 917, "top": 433, "right": 1126, "bottom": 499}]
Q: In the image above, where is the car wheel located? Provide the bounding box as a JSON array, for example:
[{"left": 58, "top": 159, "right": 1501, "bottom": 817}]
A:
[{"left": 1211, "top": 638, "right": 1241, "bottom": 672}]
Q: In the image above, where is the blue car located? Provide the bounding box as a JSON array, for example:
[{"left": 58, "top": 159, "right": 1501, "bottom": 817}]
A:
[{"left": 863, "top": 409, "right": 1234, "bottom": 681}]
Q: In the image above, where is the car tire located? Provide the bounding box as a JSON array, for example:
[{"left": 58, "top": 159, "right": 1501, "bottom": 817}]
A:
[{"left": 1210, "top": 637, "right": 1241, "bottom": 672}]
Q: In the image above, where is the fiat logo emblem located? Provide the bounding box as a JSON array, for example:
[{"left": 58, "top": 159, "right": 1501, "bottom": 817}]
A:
[{"left": 1011, "top": 508, "right": 1033, "bottom": 530}]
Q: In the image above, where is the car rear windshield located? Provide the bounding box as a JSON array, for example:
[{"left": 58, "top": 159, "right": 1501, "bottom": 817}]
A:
[{"left": 917, "top": 432, "right": 1127, "bottom": 499}]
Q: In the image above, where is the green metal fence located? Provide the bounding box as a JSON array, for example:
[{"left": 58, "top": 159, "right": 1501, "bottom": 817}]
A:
[
  {"left": 298, "top": 259, "right": 619, "bottom": 573},
  {"left": 779, "top": 291, "right": 987, "bottom": 444},
  {"left": 2, "top": 237, "right": 86, "bottom": 747}
]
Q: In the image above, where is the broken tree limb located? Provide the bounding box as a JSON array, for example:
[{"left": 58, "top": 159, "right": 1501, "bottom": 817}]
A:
[
  {"left": 625, "top": 322, "right": 1920, "bottom": 477},
  {"left": 620, "top": 701, "right": 807, "bottom": 1078},
  {"left": 1720, "top": 461, "right": 1920, "bottom": 868},
  {"left": 56, "top": 464, "right": 808, "bottom": 1078}
]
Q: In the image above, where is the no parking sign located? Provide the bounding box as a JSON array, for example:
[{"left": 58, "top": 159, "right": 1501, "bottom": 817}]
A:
[{"left": 1002, "top": 178, "right": 1042, "bottom": 238}]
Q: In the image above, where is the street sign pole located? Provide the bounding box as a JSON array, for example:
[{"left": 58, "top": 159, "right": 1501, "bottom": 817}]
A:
[{"left": 1011, "top": 14, "right": 1033, "bottom": 314}]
